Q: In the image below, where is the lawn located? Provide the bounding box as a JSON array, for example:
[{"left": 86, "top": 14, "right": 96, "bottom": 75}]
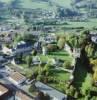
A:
[
  {"left": 53, "top": 0, "right": 72, "bottom": 8},
  {"left": 0, "top": 0, "right": 13, "bottom": 4},
  {"left": 52, "top": 70, "right": 70, "bottom": 81},
  {"left": 1, "top": 0, "right": 72, "bottom": 10},
  {"left": 39, "top": 50, "right": 73, "bottom": 62},
  {"left": 48, "top": 69, "right": 71, "bottom": 92}
]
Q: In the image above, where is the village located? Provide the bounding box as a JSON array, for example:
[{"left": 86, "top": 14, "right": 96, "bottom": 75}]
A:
[
  {"left": 0, "top": 20, "right": 97, "bottom": 100},
  {"left": 0, "top": 0, "right": 97, "bottom": 100}
]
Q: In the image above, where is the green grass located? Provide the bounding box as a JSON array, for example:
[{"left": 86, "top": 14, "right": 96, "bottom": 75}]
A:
[
  {"left": 1, "top": 0, "right": 72, "bottom": 10},
  {"left": 39, "top": 50, "right": 72, "bottom": 62},
  {"left": 0, "top": 0, "right": 13, "bottom": 4},
  {"left": 48, "top": 69, "right": 70, "bottom": 92},
  {"left": 53, "top": 0, "right": 72, "bottom": 8},
  {"left": 52, "top": 70, "right": 70, "bottom": 81}
]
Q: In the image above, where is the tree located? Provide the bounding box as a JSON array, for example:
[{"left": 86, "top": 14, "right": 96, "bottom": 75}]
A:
[
  {"left": 44, "top": 94, "right": 50, "bottom": 100},
  {"left": 37, "top": 75, "right": 42, "bottom": 81},
  {"left": 14, "top": 34, "right": 23, "bottom": 45},
  {"left": 57, "top": 37, "right": 65, "bottom": 49},
  {"left": 47, "top": 44, "right": 58, "bottom": 52},
  {"left": 85, "top": 44, "right": 94, "bottom": 58},
  {"left": 69, "top": 85, "right": 76, "bottom": 97},
  {"left": 26, "top": 55, "right": 32, "bottom": 67},
  {"left": 63, "top": 61, "right": 72, "bottom": 69},
  {"left": 23, "top": 34, "right": 36, "bottom": 43},
  {"left": 81, "top": 74, "right": 92, "bottom": 96},
  {"left": 43, "top": 63, "right": 52, "bottom": 76},
  {"left": 68, "top": 35, "right": 80, "bottom": 49},
  {"left": 93, "top": 68, "right": 97, "bottom": 84},
  {"left": 37, "top": 91, "right": 45, "bottom": 100}
]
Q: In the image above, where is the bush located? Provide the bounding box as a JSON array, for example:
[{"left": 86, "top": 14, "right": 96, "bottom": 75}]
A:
[
  {"left": 47, "top": 44, "right": 58, "bottom": 52},
  {"left": 57, "top": 37, "right": 65, "bottom": 49},
  {"left": 63, "top": 61, "right": 72, "bottom": 69}
]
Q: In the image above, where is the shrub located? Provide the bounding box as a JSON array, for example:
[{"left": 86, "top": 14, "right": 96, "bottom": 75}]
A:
[
  {"left": 63, "top": 61, "right": 72, "bottom": 69},
  {"left": 47, "top": 44, "right": 58, "bottom": 52},
  {"left": 57, "top": 37, "right": 65, "bottom": 49}
]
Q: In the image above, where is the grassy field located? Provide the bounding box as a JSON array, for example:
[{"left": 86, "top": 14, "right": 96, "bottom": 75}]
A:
[
  {"left": 0, "top": 0, "right": 71, "bottom": 9},
  {"left": 52, "top": 0, "right": 72, "bottom": 8},
  {"left": 65, "top": 19, "right": 97, "bottom": 29},
  {"left": 39, "top": 50, "right": 72, "bottom": 62},
  {"left": 48, "top": 69, "right": 70, "bottom": 92},
  {"left": 52, "top": 70, "right": 70, "bottom": 81},
  {"left": 0, "top": 0, "right": 13, "bottom": 4}
]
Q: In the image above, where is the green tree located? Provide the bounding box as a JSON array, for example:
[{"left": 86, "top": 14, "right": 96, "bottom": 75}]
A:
[
  {"left": 57, "top": 37, "right": 65, "bottom": 49},
  {"left": 81, "top": 74, "right": 92, "bottom": 96},
  {"left": 43, "top": 63, "right": 52, "bottom": 76},
  {"left": 93, "top": 68, "right": 97, "bottom": 83},
  {"left": 14, "top": 34, "right": 23, "bottom": 45},
  {"left": 26, "top": 55, "right": 32, "bottom": 67},
  {"left": 63, "top": 61, "right": 72, "bottom": 69}
]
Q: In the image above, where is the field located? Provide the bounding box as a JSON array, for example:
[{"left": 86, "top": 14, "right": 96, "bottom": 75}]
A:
[
  {"left": 39, "top": 50, "right": 72, "bottom": 62},
  {"left": 0, "top": 0, "right": 72, "bottom": 9},
  {"left": 65, "top": 19, "right": 97, "bottom": 29}
]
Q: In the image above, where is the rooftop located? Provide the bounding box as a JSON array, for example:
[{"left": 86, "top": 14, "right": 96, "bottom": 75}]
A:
[
  {"left": 10, "top": 72, "right": 26, "bottom": 82},
  {"left": 35, "top": 81, "right": 67, "bottom": 100},
  {"left": 16, "top": 91, "right": 33, "bottom": 100},
  {"left": 0, "top": 84, "right": 8, "bottom": 96}
]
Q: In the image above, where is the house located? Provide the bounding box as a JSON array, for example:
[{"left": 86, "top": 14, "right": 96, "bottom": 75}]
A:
[
  {"left": 0, "top": 84, "right": 8, "bottom": 97},
  {"left": 35, "top": 81, "right": 67, "bottom": 100},
  {"left": 0, "top": 56, "right": 7, "bottom": 64},
  {"left": 39, "top": 33, "right": 57, "bottom": 44},
  {"left": 42, "top": 46, "right": 47, "bottom": 55},
  {"left": 90, "top": 31, "right": 97, "bottom": 43},
  {"left": 34, "top": 42, "right": 42, "bottom": 52},
  {"left": 0, "top": 83, "right": 10, "bottom": 100},
  {"left": 91, "top": 35, "right": 97, "bottom": 43},
  {"left": 44, "top": 33, "right": 57, "bottom": 44},
  {"left": 73, "top": 48, "right": 81, "bottom": 58},
  {"left": 15, "top": 91, "right": 33, "bottom": 100},
  {"left": 64, "top": 43, "right": 81, "bottom": 58},
  {"left": 32, "top": 56, "right": 41, "bottom": 65},
  {"left": 12, "top": 41, "right": 33, "bottom": 55},
  {"left": 64, "top": 43, "right": 72, "bottom": 56},
  {"left": 8, "top": 72, "right": 26, "bottom": 85},
  {"left": 2, "top": 41, "right": 33, "bottom": 55},
  {"left": 2, "top": 46, "right": 12, "bottom": 55}
]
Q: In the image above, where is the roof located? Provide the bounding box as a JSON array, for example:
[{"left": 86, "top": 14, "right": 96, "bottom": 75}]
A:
[
  {"left": 10, "top": 72, "right": 26, "bottom": 82},
  {"left": 35, "top": 81, "right": 67, "bottom": 100},
  {"left": 16, "top": 91, "right": 32, "bottom": 100},
  {"left": 0, "top": 56, "right": 5, "bottom": 61},
  {"left": 0, "top": 84, "right": 8, "bottom": 96}
]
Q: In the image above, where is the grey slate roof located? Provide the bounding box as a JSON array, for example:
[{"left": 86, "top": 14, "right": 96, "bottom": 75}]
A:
[{"left": 35, "top": 81, "right": 67, "bottom": 100}]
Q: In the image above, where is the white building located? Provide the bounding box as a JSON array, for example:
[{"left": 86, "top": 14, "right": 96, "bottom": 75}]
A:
[
  {"left": 91, "top": 35, "right": 97, "bottom": 43},
  {"left": 64, "top": 43, "right": 72, "bottom": 56},
  {"left": 32, "top": 56, "right": 41, "bottom": 65},
  {"left": 42, "top": 46, "right": 47, "bottom": 55}
]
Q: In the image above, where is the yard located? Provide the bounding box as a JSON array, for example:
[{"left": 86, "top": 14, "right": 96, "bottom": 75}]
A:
[
  {"left": 39, "top": 50, "right": 73, "bottom": 62},
  {"left": 48, "top": 69, "right": 71, "bottom": 92},
  {"left": 48, "top": 70, "right": 71, "bottom": 92}
]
